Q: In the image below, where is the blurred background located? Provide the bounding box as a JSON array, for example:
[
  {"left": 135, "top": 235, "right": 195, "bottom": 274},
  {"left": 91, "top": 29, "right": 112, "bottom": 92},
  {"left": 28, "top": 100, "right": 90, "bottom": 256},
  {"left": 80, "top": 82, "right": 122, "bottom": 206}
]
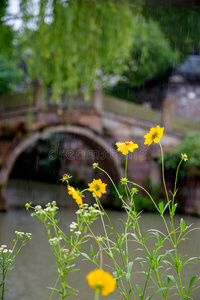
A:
[{"left": 1, "top": 0, "right": 200, "bottom": 299}]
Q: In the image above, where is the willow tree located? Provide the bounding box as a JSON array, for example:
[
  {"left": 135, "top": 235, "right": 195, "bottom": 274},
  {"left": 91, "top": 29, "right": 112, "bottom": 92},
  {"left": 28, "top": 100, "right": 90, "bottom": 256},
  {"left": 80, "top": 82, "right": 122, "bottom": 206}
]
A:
[
  {"left": 0, "top": 0, "right": 24, "bottom": 94},
  {"left": 19, "top": 0, "right": 141, "bottom": 102}
]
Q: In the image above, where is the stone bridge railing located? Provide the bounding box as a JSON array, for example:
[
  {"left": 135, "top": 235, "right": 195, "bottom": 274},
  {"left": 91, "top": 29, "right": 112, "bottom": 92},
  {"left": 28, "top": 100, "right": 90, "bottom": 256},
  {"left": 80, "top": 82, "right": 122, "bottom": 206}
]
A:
[
  {"left": 102, "top": 96, "right": 200, "bottom": 133},
  {"left": 1, "top": 81, "right": 200, "bottom": 133}
]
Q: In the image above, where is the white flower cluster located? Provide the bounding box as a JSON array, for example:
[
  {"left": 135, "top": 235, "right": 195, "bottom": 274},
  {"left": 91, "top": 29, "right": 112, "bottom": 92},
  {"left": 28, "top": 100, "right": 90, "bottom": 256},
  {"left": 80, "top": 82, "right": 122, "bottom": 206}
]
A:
[
  {"left": 76, "top": 203, "right": 103, "bottom": 221},
  {"left": 69, "top": 222, "right": 81, "bottom": 235},
  {"left": 15, "top": 231, "right": 32, "bottom": 239},
  {"left": 49, "top": 236, "right": 62, "bottom": 246},
  {"left": 0, "top": 245, "right": 13, "bottom": 254},
  {"left": 34, "top": 201, "right": 59, "bottom": 215}
]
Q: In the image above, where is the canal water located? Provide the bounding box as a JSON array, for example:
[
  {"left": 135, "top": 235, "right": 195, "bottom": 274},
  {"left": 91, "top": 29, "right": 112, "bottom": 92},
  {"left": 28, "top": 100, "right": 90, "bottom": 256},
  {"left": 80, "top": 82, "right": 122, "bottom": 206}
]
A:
[{"left": 1, "top": 179, "right": 200, "bottom": 299}]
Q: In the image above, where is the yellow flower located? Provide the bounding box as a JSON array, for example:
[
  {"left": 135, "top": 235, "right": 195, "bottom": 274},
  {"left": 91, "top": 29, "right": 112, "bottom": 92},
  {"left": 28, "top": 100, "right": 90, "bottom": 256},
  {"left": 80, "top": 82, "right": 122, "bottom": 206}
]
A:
[
  {"left": 144, "top": 125, "right": 164, "bottom": 146},
  {"left": 86, "top": 269, "right": 116, "bottom": 296},
  {"left": 68, "top": 185, "right": 83, "bottom": 208},
  {"left": 88, "top": 179, "right": 107, "bottom": 198},
  {"left": 115, "top": 141, "right": 139, "bottom": 155}
]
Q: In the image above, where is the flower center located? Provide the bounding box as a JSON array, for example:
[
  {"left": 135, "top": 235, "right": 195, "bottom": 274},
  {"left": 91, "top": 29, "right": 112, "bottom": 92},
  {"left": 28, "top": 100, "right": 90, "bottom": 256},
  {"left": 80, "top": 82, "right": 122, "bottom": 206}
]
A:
[
  {"left": 95, "top": 283, "right": 104, "bottom": 292},
  {"left": 152, "top": 133, "right": 158, "bottom": 139},
  {"left": 94, "top": 184, "right": 100, "bottom": 191}
]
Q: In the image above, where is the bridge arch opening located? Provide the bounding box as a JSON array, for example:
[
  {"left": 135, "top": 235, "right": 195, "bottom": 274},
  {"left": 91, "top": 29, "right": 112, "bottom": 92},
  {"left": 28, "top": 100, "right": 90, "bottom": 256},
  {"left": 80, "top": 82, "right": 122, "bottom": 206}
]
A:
[{"left": 0, "top": 125, "right": 123, "bottom": 210}]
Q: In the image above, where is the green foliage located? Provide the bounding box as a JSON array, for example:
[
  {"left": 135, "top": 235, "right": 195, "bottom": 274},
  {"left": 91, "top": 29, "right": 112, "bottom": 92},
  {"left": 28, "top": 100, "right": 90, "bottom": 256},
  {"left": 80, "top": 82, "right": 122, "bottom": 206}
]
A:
[
  {"left": 144, "top": 4, "right": 200, "bottom": 60},
  {"left": 0, "top": 56, "right": 24, "bottom": 94},
  {"left": 107, "top": 3, "right": 200, "bottom": 97},
  {"left": 164, "top": 131, "right": 200, "bottom": 179},
  {"left": 0, "top": 1, "right": 24, "bottom": 94},
  {"left": 2, "top": 1, "right": 200, "bottom": 101},
  {"left": 0, "top": 1, "right": 14, "bottom": 56},
  {"left": 19, "top": 0, "right": 139, "bottom": 101},
  {"left": 124, "top": 17, "right": 180, "bottom": 87}
]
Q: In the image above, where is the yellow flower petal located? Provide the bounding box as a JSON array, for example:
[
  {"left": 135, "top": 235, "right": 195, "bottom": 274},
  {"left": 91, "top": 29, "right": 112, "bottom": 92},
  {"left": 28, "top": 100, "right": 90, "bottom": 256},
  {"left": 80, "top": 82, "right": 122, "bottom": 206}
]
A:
[
  {"left": 86, "top": 269, "right": 116, "bottom": 296},
  {"left": 68, "top": 185, "right": 83, "bottom": 208},
  {"left": 88, "top": 179, "right": 107, "bottom": 198},
  {"left": 115, "top": 141, "right": 139, "bottom": 155},
  {"left": 144, "top": 125, "right": 164, "bottom": 146}
]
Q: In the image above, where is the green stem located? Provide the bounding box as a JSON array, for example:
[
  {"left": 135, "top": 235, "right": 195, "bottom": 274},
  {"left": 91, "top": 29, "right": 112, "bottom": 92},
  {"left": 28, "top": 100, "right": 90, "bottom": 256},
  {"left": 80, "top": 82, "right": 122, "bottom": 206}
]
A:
[
  {"left": 1, "top": 256, "right": 5, "bottom": 300},
  {"left": 95, "top": 291, "right": 100, "bottom": 300},
  {"left": 141, "top": 265, "right": 151, "bottom": 300},
  {"left": 170, "top": 216, "right": 185, "bottom": 298},
  {"left": 172, "top": 159, "right": 183, "bottom": 207},
  {"left": 159, "top": 141, "right": 170, "bottom": 205},
  {"left": 49, "top": 276, "right": 59, "bottom": 300},
  {"left": 97, "top": 166, "right": 121, "bottom": 199},
  {"left": 159, "top": 142, "right": 185, "bottom": 297},
  {"left": 125, "top": 154, "right": 128, "bottom": 178},
  {"left": 83, "top": 222, "right": 128, "bottom": 299},
  {"left": 94, "top": 197, "right": 135, "bottom": 299}
]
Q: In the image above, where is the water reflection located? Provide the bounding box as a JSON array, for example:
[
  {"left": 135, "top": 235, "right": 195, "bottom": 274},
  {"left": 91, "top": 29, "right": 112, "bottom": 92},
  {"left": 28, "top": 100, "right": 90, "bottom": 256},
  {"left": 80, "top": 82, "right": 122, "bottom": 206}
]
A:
[{"left": 1, "top": 179, "right": 200, "bottom": 299}]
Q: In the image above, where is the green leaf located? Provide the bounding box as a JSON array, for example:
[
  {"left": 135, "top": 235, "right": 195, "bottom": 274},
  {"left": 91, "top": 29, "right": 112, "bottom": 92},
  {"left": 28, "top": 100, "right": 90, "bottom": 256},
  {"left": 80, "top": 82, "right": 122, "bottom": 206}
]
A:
[
  {"left": 90, "top": 245, "right": 94, "bottom": 258},
  {"left": 156, "top": 232, "right": 162, "bottom": 246},
  {"left": 167, "top": 275, "right": 178, "bottom": 288},
  {"left": 126, "top": 272, "right": 131, "bottom": 281},
  {"left": 180, "top": 218, "right": 186, "bottom": 233},
  {"left": 128, "top": 261, "right": 134, "bottom": 273},
  {"left": 81, "top": 253, "right": 91, "bottom": 260},
  {"left": 144, "top": 232, "right": 152, "bottom": 242},
  {"left": 136, "top": 284, "right": 142, "bottom": 296},
  {"left": 159, "top": 201, "right": 164, "bottom": 214},
  {"left": 188, "top": 275, "right": 197, "bottom": 291}
]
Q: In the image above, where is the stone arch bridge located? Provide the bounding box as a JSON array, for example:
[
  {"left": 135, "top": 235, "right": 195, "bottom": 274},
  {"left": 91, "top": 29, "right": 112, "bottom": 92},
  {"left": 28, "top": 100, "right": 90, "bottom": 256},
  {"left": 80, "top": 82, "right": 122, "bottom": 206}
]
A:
[{"left": 0, "top": 85, "right": 197, "bottom": 211}]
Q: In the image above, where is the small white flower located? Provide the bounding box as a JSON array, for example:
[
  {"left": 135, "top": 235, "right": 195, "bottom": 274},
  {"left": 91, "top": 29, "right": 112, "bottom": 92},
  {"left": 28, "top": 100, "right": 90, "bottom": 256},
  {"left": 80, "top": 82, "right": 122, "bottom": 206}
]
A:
[
  {"left": 181, "top": 153, "right": 188, "bottom": 162},
  {"left": 25, "top": 233, "right": 32, "bottom": 239},
  {"left": 49, "top": 236, "right": 62, "bottom": 245},
  {"left": 1, "top": 245, "right": 7, "bottom": 248},
  {"left": 93, "top": 209, "right": 101, "bottom": 213},
  {"left": 15, "top": 231, "right": 24, "bottom": 238},
  {"left": 3, "top": 249, "right": 8, "bottom": 253},
  {"left": 70, "top": 224, "right": 76, "bottom": 229},
  {"left": 75, "top": 231, "right": 81, "bottom": 235},
  {"left": 83, "top": 212, "right": 91, "bottom": 217},
  {"left": 35, "top": 205, "right": 42, "bottom": 210}
]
